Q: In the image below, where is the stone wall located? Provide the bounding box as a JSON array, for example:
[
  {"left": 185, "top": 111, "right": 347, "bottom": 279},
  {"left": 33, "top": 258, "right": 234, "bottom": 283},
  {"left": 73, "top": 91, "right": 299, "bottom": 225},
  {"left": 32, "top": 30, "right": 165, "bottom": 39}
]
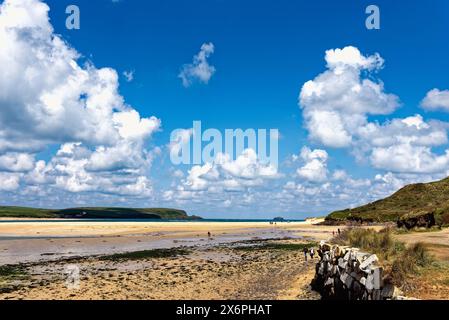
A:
[{"left": 311, "top": 241, "right": 407, "bottom": 300}]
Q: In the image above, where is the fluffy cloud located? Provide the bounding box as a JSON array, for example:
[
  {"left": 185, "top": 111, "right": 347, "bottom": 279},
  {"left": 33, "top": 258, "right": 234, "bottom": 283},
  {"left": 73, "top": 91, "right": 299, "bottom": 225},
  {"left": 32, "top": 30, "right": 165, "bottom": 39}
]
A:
[
  {"left": 371, "top": 145, "right": 449, "bottom": 174},
  {"left": 185, "top": 149, "right": 278, "bottom": 191},
  {"left": 299, "top": 46, "right": 449, "bottom": 175},
  {"left": 16, "top": 142, "right": 156, "bottom": 197},
  {"left": 0, "top": 172, "right": 20, "bottom": 191},
  {"left": 179, "top": 42, "right": 216, "bottom": 87},
  {"left": 325, "top": 46, "right": 384, "bottom": 72},
  {"left": 358, "top": 115, "right": 447, "bottom": 148},
  {"left": 356, "top": 115, "right": 449, "bottom": 173},
  {"left": 165, "top": 149, "right": 279, "bottom": 203},
  {"left": 296, "top": 147, "right": 328, "bottom": 182},
  {"left": 299, "top": 46, "right": 400, "bottom": 148},
  {"left": 0, "top": 0, "right": 159, "bottom": 198},
  {"left": 0, "top": 153, "right": 35, "bottom": 172},
  {"left": 421, "top": 89, "right": 449, "bottom": 112},
  {"left": 0, "top": 0, "right": 159, "bottom": 150}
]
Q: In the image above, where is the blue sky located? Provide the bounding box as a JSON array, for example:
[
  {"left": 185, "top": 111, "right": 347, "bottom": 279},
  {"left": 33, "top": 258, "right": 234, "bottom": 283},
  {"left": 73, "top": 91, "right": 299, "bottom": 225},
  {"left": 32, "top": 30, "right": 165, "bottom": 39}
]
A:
[{"left": 1, "top": 0, "right": 449, "bottom": 218}]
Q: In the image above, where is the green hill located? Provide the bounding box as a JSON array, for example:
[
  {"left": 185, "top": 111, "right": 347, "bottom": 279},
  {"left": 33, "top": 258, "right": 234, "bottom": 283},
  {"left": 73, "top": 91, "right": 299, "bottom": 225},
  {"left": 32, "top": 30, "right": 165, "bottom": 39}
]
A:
[
  {"left": 0, "top": 206, "right": 58, "bottom": 218},
  {"left": 0, "top": 206, "right": 201, "bottom": 220},
  {"left": 326, "top": 177, "right": 449, "bottom": 227}
]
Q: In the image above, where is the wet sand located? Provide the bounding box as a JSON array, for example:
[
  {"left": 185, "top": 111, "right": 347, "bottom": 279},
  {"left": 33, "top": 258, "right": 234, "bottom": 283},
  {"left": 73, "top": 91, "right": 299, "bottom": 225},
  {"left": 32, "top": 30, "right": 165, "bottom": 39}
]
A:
[{"left": 0, "top": 238, "right": 320, "bottom": 300}]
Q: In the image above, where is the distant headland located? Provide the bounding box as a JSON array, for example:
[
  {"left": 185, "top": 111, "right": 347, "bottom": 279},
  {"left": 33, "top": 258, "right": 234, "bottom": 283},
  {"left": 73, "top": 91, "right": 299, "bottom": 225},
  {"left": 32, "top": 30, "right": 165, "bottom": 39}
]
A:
[{"left": 0, "top": 206, "right": 202, "bottom": 220}]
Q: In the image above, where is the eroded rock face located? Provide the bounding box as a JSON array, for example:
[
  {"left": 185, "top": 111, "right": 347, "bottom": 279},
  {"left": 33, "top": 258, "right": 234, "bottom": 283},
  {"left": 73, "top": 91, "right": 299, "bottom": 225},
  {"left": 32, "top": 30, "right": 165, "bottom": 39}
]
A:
[{"left": 397, "top": 212, "right": 435, "bottom": 230}]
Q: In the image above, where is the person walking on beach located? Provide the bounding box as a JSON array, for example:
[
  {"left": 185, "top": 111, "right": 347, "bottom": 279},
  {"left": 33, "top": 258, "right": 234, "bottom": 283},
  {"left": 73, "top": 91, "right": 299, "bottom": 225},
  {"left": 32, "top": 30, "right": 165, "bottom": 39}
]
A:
[
  {"left": 310, "top": 248, "right": 315, "bottom": 260},
  {"left": 303, "top": 247, "right": 308, "bottom": 262},
  {"left": 207, "top": 232, "right": 211, "bottom": 238}
]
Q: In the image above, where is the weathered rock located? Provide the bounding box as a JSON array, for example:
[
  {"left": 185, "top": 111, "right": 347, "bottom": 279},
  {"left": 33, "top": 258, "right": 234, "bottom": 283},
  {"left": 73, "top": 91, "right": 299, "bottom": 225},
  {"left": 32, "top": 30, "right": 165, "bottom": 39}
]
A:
[
  {"left": 372, "top": 267, "right": 383, "bottom": 290},
  {"left": 365, "top": 273, "right": 374, "bottom": 291},
  {"left": 356, "top": 252, "right": 370, "bottom": 265},
  {"left": 360, "top": 254, "right": 379, "bottom": 271},
  {"left": 311, "top": 241, "right": 408, "bottom": 300}
]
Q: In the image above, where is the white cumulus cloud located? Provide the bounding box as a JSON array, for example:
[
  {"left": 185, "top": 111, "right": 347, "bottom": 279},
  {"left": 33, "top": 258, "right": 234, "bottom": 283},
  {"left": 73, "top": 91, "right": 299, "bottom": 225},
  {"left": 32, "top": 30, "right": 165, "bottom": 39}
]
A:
[
  {"left": 0, "top": 0, "right": 160, "bottom": 199},
  {"left": 299, "top": 46, "right": 400, "bottom": 148},
  {"left": 299, "top": 46, "right": 449, "bottom": 175},
  {"left": 421, "top": 89, "right": 449, "bottom": 112},
  {"left": 165, "top": 149, "right": 279, "bottom": 203},
  {"left": 296, "top": 147, "right": 329, "bottom": 182},
  {"left": 179, "top": 42, "right": 216, "bottom": 87}
]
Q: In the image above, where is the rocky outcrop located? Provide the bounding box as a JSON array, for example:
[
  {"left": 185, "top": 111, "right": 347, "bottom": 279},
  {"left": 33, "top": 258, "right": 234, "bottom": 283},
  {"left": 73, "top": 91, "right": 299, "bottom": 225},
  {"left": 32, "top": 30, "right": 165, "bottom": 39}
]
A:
[
  {"left": 397, "top": 211, "right": 435, "bottom": 230},
  {"left": 311, "top": 241, "right": 408, "bottom": 300}
]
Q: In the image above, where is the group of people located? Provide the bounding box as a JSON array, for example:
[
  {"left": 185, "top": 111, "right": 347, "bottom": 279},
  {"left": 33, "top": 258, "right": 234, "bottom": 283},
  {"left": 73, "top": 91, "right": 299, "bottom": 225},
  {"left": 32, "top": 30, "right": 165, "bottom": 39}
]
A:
[
  {"left": 303, "top": 247, "right": 315, "bottom": 261},
  {"left": 332, "top": 228, "right": 342, "bottom": 237}
]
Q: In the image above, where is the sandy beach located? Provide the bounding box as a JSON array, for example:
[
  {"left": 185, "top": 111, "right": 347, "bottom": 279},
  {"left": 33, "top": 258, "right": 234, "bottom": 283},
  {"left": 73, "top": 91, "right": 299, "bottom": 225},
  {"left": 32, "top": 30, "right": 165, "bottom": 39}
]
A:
[
  {"left": 0, "top": 219, "right": 335, "bottom": 300},
  {"left": 0, "top": 219, "right": 336, "bottom": 265}
]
